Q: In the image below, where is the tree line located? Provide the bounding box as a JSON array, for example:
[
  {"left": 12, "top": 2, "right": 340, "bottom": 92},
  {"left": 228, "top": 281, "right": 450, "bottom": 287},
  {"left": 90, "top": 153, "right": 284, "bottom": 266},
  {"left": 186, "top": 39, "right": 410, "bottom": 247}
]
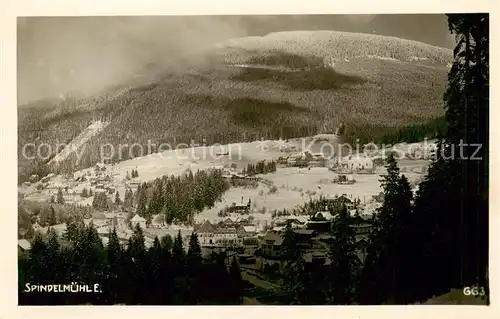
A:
[
  {"left": 128, "top": 169, "right": 230, "bottom": 225},
  {"left": 19, "top": 221, "right": 244, "bottom": 305},
  {"left": 340, "top": 116, "right": 447, "bottom": 146},
  {"left": 274, "top": 14, "right": 490, "bottom": 305},
  {"left": 18, "top": 200, "right": 95, "bottom": 238},
  {"left": 243, "top": 160, "right": 277, "bottom": 176}
]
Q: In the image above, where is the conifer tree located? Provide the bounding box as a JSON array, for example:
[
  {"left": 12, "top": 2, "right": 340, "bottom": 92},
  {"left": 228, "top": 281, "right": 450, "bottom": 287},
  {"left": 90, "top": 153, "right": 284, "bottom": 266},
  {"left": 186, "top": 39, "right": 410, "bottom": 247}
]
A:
[
  {"left": 281, "top": 225, "right": 308, "bottom": 303},
  {"left": 172, "top": 231, "right": 185, "bottom": 268},
  {"left": 359, "top": 153, "right": 413, "bottom": 304},
  {"left": 127, "top": 224, "right": 147, "bottom": 304},
  {"left": 171, "top": 231, "right": 189, "bottom": 303},
  {"left": 187, "top": 232, "right": 202, "bottom": 271},
  {"left": 186, "top": 232, "right": 203, "bottom": 304},
  {"left": 57, "top": 188, "right": 65, "bottom": 204},
  {"left": 409, "top": 14, "right": 489, "bottom": 303},
  {"left": 136, "top": 184, "right": 148, "bottom": 217},
  {"left": 161, "top": 234, "right": 174, "bottom": 252},
  {"left": 106, "top": 227, "right": 123, "bottom": 304},
  {"left": 123, "top": 188, "right": 133, "bottom": 208},
  {"left": 114, "top": 190, "right": 121, "bottom": 205},
  {"left": 48, "top": 205, "right": 57, "bottom": 226},
  {"left": 328, "top": 204, "right": 360, "bottom": 304},
  {"left": 24, "top": 233, "right": 49, "bottom": 304},
  {"left": 228, "top": 256, "right": 243, "bottom": 304},
  {"left": 147, "top": 179, "right": 163, "bottom": 218},
  {"left": 146, "top": 237, "right": 164, "bottom": 304}
]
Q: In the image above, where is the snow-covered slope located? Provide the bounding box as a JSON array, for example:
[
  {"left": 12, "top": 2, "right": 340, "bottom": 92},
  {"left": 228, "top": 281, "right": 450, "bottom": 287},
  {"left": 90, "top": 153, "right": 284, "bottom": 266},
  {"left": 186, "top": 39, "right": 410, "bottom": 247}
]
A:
[
  {"left": 49, "top": 120, "right": 110, "bottom": 164},
  {"left": 219, "top": 30, "right": 452, "bottom": 65}
]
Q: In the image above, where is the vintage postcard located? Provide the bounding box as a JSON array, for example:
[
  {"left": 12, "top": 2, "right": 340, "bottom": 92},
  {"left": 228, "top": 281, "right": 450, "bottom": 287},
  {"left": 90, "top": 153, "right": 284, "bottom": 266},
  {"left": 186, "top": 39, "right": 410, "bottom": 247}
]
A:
[{"left": 1, "top": 1, "right": 498, "bottom": 318}]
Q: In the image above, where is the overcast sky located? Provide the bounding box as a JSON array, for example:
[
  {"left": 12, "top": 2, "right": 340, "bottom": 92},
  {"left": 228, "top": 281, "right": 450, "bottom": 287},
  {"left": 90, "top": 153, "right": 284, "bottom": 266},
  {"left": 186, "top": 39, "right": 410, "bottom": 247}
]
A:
[{"left": 18, "top": 14, "right": 454, "bottom": 105}]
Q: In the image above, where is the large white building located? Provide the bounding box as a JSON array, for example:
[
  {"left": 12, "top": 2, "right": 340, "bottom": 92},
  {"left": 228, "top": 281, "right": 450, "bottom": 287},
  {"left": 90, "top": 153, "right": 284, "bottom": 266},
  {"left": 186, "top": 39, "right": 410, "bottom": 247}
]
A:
[
  {"left": 195, "top": 220, "right": 242, "bottom": 247},
  {"left": 338, "top": 155, "right": 374, "bottom": 171}
]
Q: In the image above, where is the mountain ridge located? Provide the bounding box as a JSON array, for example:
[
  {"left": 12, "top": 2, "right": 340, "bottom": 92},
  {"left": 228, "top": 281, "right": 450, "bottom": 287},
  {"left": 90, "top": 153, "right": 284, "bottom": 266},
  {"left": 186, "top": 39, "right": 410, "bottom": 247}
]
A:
[{"left": 17, "top": 31, "right": 450, "bottom": 181}]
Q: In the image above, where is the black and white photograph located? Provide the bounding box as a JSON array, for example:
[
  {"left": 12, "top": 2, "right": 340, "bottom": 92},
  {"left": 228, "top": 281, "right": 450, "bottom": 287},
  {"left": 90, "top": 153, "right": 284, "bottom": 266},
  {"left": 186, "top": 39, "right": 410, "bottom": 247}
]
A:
[{"left": 13, "top": 10, "right": 491, "bottom": 307}]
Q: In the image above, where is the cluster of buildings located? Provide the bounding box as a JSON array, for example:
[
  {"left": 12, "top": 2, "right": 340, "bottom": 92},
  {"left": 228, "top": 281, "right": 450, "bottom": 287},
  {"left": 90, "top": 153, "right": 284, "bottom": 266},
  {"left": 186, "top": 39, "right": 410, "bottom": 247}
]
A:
[
  {"left": 194, "top": 219, "right": 258, "bottom": 249},
  {"left": 254, "top": 210, "right": 372, "bottom": 271},
  {"left": 277, "top": 151, "right": 327, "bottom": 168},
  {"left": 75, "top": 163, "right": 118, "bottom": 194},
  {"left": 20, "top": 162, "right": 123, "bottom": 205},
  {"left": 330, "top": 155, "right": 375, "bottom": 174},
  {"left": 192, "top": 195, "right": 374, "bottom": 271}
]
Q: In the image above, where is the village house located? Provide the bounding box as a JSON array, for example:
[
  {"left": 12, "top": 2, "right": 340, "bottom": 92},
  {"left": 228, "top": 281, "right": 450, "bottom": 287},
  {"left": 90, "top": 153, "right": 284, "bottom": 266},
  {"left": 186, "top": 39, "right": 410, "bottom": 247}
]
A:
[
  {"left": 150, "top": 214, "right": 166, "bottom": 228},
  {"left": 273, "top": 215, "right": 309, "bottom": 228},
  {"left": 241, "top": 236, "right": 260, "bottom": 255},
  {"left": 218, "top": 215, "right": 248, "bottom": 227},
  {"left": 349, "top": 215, "right": 374, "bottom": 263},
  {"left": 305, "top": 217, "right": 331, "bottom": 233},
  {"left": 216, "top": 227, "right": 241, "bottom": 247},
  {"left": 338, "top": 155, "right": 374, "bottom": 172},
  {"left": 90, "top": 211, "right": 108, "bottom": 226},
  {"left": 236, "top": 224, "right": 258, "bottom": 237},
  {"left": 312, "top": 211, "right": 334, "bottom": 221},
  {"left": 256, "top": 228, "right": 331, "bottom": 270},
  {"left": 259, "top": 231, "right": 284, "bottom": 259},
  {"left": 228, "top": 199, "right": 251, "bottom": 214},
  {"left": 130, "top": 214, "right": 147, "bottom": 229},
  {"left": 194, "top": 220, "right": 243, "bottom": 248},
  {"left": 18, "top": 239, "right": 32, "bottom": 254},
  {"left": 333, "top": 174, "right": 356, "bottom": 184},
  {"left": 286, "top": 151, "right": 313, "bottom": 167},
  {"left": 225, "top": 174, "right": 260, "bottom": 183}
]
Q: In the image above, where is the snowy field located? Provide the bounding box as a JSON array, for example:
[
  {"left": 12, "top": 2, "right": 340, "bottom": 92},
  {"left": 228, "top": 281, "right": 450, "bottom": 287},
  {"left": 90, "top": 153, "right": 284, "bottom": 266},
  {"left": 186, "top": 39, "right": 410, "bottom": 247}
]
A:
[
  {"left": 20, "top": 134, "right": 430, "bottom": 229},
  {"left": 195, "top": 163, "right": 426, "bottom": 226}
]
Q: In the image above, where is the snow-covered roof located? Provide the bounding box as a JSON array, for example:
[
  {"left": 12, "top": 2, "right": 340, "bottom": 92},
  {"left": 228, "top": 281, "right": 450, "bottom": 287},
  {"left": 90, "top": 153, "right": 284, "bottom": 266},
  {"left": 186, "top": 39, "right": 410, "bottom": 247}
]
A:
[
  {"left": 196, "top": 220, "right": 215, "bottom": 233},
  {"left": 18, "top": 239, "right": 31, "bottom": 250},
  {"left": 341, "top": 155, "right": 373, "bottom": 163},
  {"left": 243, "top": 225, "right": 257, "bottom": 233},
  {"left": 294, "top": 215, "right": 309, "bottom": 223},
  {"left": 131, "top": 214, "right": 146, "bottom": 222},
  {"left": 314, "top": 211, "right": 334, "bottom": 221}
]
